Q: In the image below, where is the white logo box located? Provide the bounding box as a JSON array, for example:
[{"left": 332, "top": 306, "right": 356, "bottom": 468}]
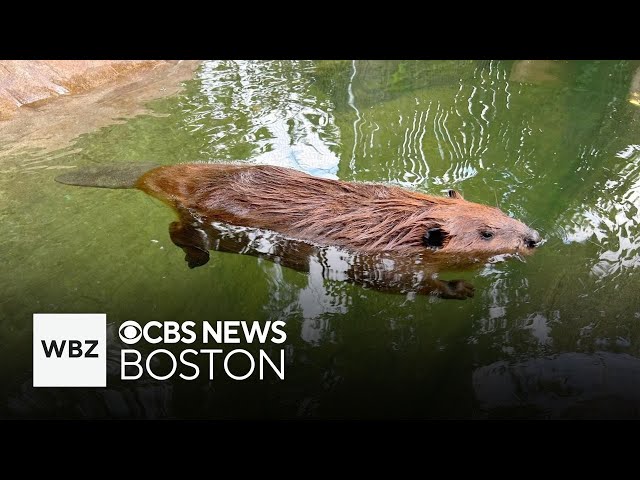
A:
[{"left": 33, "top": 313, "right": 106, "bottom": 387}]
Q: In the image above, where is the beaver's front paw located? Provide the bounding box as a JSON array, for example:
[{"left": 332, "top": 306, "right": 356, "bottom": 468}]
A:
[
  {"left": 440, "top": 279, "right": 475, "bottom": 300},
  {"left": 182, "top": 246, "right": 210, "bottom": 268}
]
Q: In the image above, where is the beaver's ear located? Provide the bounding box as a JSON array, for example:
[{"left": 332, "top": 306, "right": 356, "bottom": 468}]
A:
[
  {"left": 447, "top": 189, "right": 464, "bottom": 200},
  {"left": 423, "top": 227, "right": 449, "bottom": 250}
]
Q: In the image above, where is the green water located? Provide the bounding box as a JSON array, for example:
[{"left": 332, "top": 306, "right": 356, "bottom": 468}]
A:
[{"left": 2, "top": 60, "right": 640, "bottom": 419}]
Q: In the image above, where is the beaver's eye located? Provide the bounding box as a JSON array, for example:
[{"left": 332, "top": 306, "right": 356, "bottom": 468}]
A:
[{"left": 481, "top": 231, "right": 494, "bottom": 240}]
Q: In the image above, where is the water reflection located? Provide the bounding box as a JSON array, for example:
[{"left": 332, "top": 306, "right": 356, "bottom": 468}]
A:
[
  {"left": 562, "top": 143, "right": 640, "bottom": 280},
  {"left": 188, "top": 60, "right": 342, "bottom": 178},
  {"left": 509, "top": 60, "right": 570, "bottom": 86},
  {"left": 342, "top": 60, "right": 508, "bottom": 186},
  {"left": 168, "top": 215, "right": 478, "bottom": 302},
  {"left": 335, "top": 60, "right": 550, "bottom": 224},
  {"left": 474, "top": 352, "right": 640, "bottom": 418},
  {"left": 628, "top": 66, "right": 640, "bottom": 106}
]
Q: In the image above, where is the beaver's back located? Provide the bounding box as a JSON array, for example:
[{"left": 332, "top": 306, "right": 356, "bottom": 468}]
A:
[{"left": 137, "top": 163, "right": 447, "bottom": 253}]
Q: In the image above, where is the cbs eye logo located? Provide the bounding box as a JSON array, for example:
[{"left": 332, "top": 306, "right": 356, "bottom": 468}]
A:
[{"left": 118, "top": 321, "right": 142, "bottom": 345}]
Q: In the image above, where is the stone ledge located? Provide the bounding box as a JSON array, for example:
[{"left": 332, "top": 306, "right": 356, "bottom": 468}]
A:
[{"left": 0, "top": 60, "right": 176, "bottom": 120}]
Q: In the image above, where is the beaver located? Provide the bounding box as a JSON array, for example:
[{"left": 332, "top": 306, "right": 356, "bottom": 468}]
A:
[
  {"left": 56, "top": 162, "right": 541, "bottom": 299},
  {"left": 133, "top": 163, "right": 541, "bottom": 256}
]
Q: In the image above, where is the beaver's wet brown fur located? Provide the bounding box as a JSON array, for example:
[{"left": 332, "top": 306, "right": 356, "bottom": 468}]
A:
[{"left": 137, "top": 162, "right": 541, "bottom": 258}]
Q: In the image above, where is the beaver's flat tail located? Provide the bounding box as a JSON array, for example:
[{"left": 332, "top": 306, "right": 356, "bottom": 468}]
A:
[{"left": 55, "top": 162, "right": 161, "bottom": 189}]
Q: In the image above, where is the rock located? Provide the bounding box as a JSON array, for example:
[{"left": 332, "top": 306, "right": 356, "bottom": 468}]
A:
[{"left": 0, "top": 60, "right": 175, "bottom": 120}]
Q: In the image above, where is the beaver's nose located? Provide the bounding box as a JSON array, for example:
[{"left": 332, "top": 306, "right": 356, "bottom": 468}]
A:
[{"left": 524, "top": 229, "right": 541, "bottom": 248}]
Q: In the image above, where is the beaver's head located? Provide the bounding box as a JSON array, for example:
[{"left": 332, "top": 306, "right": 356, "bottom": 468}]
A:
[{"left": 422, "top": 190, "right": 541, "bottom": 257}]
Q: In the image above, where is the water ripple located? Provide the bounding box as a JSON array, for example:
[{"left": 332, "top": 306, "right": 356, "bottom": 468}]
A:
[
  {"left": 187, "top": 60, "right": 342, "bottom": 178},
  {"left": 344, "top": 60, "right": 525, "bottom": 194},
  {"left": 562, "top": 144, "right": 640, "bottom": 280}
]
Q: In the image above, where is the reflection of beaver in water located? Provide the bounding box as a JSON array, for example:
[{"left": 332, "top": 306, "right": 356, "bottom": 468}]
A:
[{"left": 56, "top": 162, "right": 541, "bottom": 299}]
